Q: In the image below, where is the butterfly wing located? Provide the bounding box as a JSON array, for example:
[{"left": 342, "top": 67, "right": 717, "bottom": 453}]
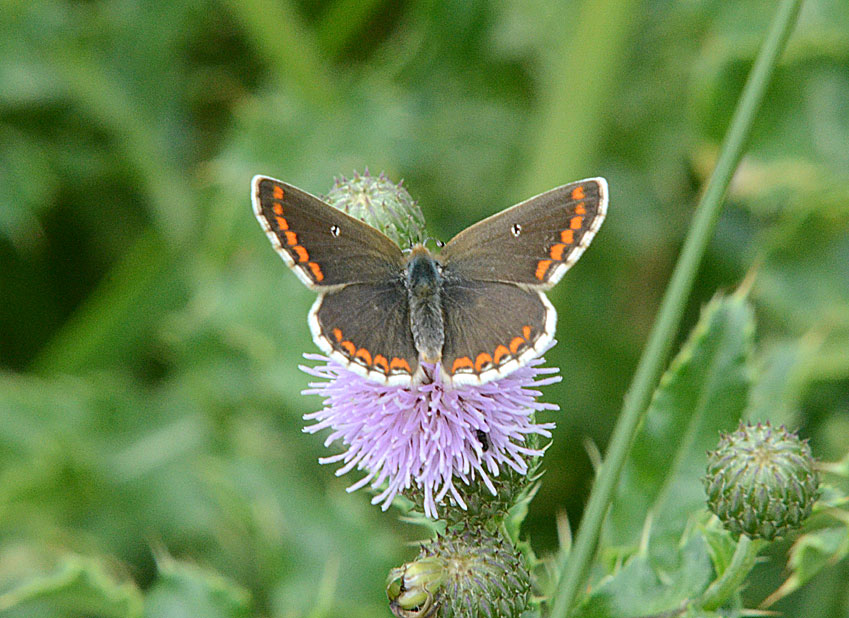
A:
[
  {"left": 438, "top": 177, "right": 607, "bottom": 383},
  {"left": 253, "top": 175, "right": 416, "bottom": 383},
  {"left": 252, "top": 175, "right": 406, "bottom": 287},
  {"left": 440, "top": 178, "right": 607, "bottom": 288}
]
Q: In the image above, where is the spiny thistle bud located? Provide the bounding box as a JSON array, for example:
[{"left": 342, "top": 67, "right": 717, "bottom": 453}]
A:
[
  {"left": 325, "top": 170, "right": 426, "bottom": 248},
  {"left": 387, "top": 528, "right": 531, "bottom": 618},
  {"left": 704, "top": 421, "right": 819, "bottom": 541}
]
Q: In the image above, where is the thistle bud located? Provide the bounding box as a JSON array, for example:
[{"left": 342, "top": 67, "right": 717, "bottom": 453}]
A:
[
  {"left": 325, "top": 170, "right": 426, "bottom": 248},
  {"left": 704, "top": 421, "right": 819, "bottom": 541},
  {"left": 387, "top": 528, "right": 531, "bottom": 618}
]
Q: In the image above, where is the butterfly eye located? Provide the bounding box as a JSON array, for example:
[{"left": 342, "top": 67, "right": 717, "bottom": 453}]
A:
[
  {"left": 511, "top": 223, "right": 522, "bottom": 237},
  {"left": 330, "top": 224, "right": 341, "bottom": 237}
]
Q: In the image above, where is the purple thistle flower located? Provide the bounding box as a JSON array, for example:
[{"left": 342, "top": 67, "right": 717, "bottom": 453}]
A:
[{"left": 300, "top": 350, "right": 560, "bottom": 519}]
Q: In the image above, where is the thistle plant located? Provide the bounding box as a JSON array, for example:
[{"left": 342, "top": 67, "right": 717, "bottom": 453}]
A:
[
  {"left": 324, "top": 170, "right": 426, "bottom": 248},
  {"left": 294, "top": 106, "right": 846, "bottom": 616},
  {"left": 291, "top": 2, "right": 845, "bottom": 617},
  {"left": 292, "top": 172, "right": 560, "bottom": 617},
  {"left": 387, "top": 528, "right": 531, "bottom": 618},
  {"left": 231, "top": 0, "right": 849, "bottom": 616},
  {"left": 301, "top": 353, "right": 558, "bottom": 519},
  {"left": 5, "top": 0, "right": 849, "bottom": 617},
  {"left": 696, "top": 422, "right": 821, "bottom": 613}
]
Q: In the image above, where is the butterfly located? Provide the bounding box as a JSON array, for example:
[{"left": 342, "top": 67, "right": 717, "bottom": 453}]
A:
[{"left": 252, "top": 175, "right": 607, "bottom": 386}]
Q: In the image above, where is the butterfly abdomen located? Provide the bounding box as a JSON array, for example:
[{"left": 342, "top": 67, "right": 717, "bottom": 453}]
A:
[{"left": 406, "top": 249, "right": 445, "bottom": 364}]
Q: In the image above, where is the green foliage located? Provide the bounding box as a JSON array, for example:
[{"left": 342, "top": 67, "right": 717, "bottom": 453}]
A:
[
  {"left": 2, "top": 0, "right": 849, "bottom": 616},
  {"left": 0, "top": 556, "right": 143, "bottom": 618},
  {"left": 759, "top": 452, "right": 849, "bottom": 608},
  {"left": 606, "top": 295, "right": 754, "bottom": 553},
  {"left": 572, "top": 295, "right": 751, "bottom": 614},
  {"left": 144, "top": 558, "right": 251, "bottom": 618},
  {"left": 573, "top": 535, "right": 713, "bottom": 618}
]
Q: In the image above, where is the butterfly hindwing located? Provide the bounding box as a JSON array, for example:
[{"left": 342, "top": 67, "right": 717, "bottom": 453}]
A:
[
  {"left": 252, "top": 175, "right": 405, "bottom": 288},
  {"left": 440, "top": 277, "right": 555, "bottom": 384},
  {"left": 310, "top": 280, "right": 419, "bottom": 384},
  {"left": 440, "top": 178, "right": 607, "bottom": 288}
]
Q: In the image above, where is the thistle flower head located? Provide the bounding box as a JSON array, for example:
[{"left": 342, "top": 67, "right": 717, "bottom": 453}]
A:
[
  {"left": 704, "top": 421, "right": 819, "bottom": 541},
  {"left": 301, "top": 355, "right": 559, "bottom": 519}
]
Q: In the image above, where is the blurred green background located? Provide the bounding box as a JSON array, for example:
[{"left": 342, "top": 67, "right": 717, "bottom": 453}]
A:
[{"left": 1, "top": 0, "right": 849, "bottom": 616}]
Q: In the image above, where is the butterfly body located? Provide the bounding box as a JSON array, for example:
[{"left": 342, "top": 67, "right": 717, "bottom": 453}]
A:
[
  {"left": 252, "top": 175, "right": 608, "bottom": 386},
  {"left": 405, "top": 247, "right": 445, "bottom": 364}
]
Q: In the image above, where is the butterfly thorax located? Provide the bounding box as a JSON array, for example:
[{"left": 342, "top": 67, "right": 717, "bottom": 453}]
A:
[{"left": 405, "top": 247, "right": 445, "bottom": 364}]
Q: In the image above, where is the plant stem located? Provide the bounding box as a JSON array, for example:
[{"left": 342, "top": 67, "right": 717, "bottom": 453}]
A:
[
  {"left": 548, "top": 0, "right": 804, "bottom": 616},
  {"left": 699, "top": 536, "right": 767, "bottom": 611}
]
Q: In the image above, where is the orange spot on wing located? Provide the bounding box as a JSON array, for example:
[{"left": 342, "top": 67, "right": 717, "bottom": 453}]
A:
[
  {"left": 575, "top": 203, "right": 586, "bottom": 215},
  {"left": 332, "top": 328, "right": 343, "bottom": 342},
  {"left": 373, "top": 355, "right": 389, "bottom": 373},
  {"left": 570, "top": 216, "right": 583, "bottom": 230},
  {"left": 390, "top": 357, "right": 412, "bottom": 373},
  {"left": 509, "top": 337, "right": 525, "bottom": 354},
  {"left": 340, "top": 340, "right": 356, "bottom": 356},
  {"left": 292, "top": 245, "right": 309, "bottom": 262},
  {"left": 355, "top": 348, "right": 372, "bottom": 366},
  {"left": 273, "top": 185, "right": 285, "bottom": 199},
  {"left": 535, "top": 259, "right": 552, "bottom": 280},
  {"left": 493, "top": 344, "right": 510, "bottom": 364},
  {"left": 308, "top": 262, "right": 324, "bottom": 281},
  {"left": 560, "top": 229, "right": 574, "bottom": 244},
  {"left": 273, "top": 202, "right": 284, "bottom": 215},
  {"left": 474, "top": 352, "right": 493, "bottom": 372},
  {"left": 275, "top": 216, "right": 289, "bottom": 230},
  {"left": 284, "top": 231, "right": 298, "bottom": 245},
  {"left": 549, "top": 243, "right": 566, "bottom": 261},
  {"left": 571, "top": 186, "right": 585, "bottom": 200},
  {"left": 523, "top": 325, "right": 532, "bottom": 340},
  {"left": 451, "top": 356, "right": 474, "bottom": 373}
]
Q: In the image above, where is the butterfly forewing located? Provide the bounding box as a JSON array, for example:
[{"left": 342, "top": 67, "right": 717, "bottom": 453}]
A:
[
  {"left": 252, "top": 176, "right": 405, "bottom": 288},
  {"left": 440, "top": 178, "right": 607, "bottom": 288}
]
